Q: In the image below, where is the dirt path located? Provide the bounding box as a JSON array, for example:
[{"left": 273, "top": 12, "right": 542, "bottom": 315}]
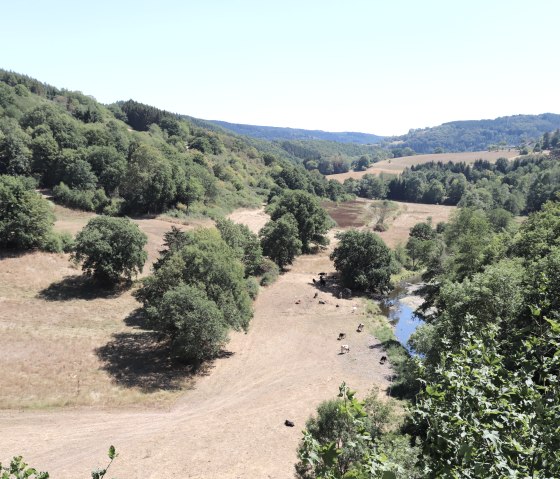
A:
[{"left": 0, "top": 210, "right": 390, "bottom": 478}]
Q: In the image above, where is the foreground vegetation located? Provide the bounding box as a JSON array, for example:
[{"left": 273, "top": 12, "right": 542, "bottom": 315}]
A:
[{"left": 297, "top": 197, "right": 560, "bottom": 477}]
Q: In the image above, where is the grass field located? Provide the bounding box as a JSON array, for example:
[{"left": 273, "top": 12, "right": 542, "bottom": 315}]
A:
[
  {"left": 0, "top": 205, "right": 213, "bottom": 409},
  {"left": 0, "top": 206, "right": 393, "bottom": 478},
  {"left": 329, "top": 149, "right": 519, "bottom": 182},
  {"left": 324, "top": 199, "right": 456, "bottom": 247}
]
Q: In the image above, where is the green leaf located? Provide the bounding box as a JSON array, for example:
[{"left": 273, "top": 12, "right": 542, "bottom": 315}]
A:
[{"left": 108, "top": 445, "right": 116, "bottom": 460}]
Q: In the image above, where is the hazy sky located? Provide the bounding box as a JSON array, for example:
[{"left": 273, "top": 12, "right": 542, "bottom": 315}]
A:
[{"left": 1, "top": 0, "right": 559, "bottom": 135}]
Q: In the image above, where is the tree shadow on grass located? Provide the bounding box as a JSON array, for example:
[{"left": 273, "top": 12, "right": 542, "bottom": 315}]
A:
[
  {"left": 37, "top": 275, "right": 128, "bottom": 301},
  {"left": 96, "top": 309, "right": 235, "bottom": 392},
  {"left": 96, "top": 332, "right": 194, "bottom": 392}
]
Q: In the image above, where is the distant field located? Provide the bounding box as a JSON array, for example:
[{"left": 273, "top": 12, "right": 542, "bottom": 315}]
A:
[
  {"left": 324, "top": 199, "right": 456, "bottom": 247},
  {"left": 329, "top": 149, "right": 519, "bottom": 182}
]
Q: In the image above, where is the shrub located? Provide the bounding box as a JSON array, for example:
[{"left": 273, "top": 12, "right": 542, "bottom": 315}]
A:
[
  {"left": 52, "top": 182, "right": 109, "bottom": 212},
  {"left": 258, "top": 258, "right": 280, "bottom": 286},
  {"left": 42, "top": 231, "right": 74, "bottom": 253},
  {"left": 245, "top": 276, "right": 260, "bottom": 299}
]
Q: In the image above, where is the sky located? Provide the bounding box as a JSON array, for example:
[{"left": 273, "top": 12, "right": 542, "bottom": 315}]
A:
[{"left": 1, "top": 0, "right": 559, "bottom": 136}]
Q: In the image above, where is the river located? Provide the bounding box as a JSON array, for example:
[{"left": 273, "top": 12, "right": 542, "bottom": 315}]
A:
[{"left": 379, "top": 278, "right": 425, "bottom": 349}]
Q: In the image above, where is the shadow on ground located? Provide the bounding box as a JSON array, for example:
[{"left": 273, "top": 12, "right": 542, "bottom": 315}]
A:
[
  {"left": 96, "top": 331, "right": 193, "bottom": 392},
  {"left": 37, "top": 275, "right": 128, "bottom": 301},
  {"left": 96, "top": 309, "right": 235, "bottom": 392}
]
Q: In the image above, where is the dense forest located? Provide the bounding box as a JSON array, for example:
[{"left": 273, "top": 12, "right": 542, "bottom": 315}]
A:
[
  {"left": 0, "top": 69, "right": 352, "bottom": 219},
  {"left": 387, "top": 113, "right": 560, "bottom": 153}
]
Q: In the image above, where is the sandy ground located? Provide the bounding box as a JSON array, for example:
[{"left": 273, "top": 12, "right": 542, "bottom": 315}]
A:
[
  {"left": 329, "top": 149, "right": 519, "bottom": 182},
  {"left": 0, "top": 207, "right": 391, "bottom": 478},
  {"left": 227, "top": 207, "right": 270, "bottom": 234}
]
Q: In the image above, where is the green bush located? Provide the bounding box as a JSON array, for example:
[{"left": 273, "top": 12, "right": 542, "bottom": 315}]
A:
[
  {"left": 0, "top": 175, "right": 56, "bottom": 250},
  {"left": 72, "top": 216, "right": 147, "bottom": 283},
  {"left": 52, "top": 182, "right": 109, "bottom": 212},
  {"left": 245, "top": 276, "right": 260, "bottom": 299},
  {"left": 258, "top": 258, "right": 280, "bottom": 286},
  {"left": 42, "top": 231, "right": 74, "bottom": 253}
]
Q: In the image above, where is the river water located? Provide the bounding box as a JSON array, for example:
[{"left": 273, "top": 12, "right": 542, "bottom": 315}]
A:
[{"left": 379, "top": 278, "right": 424, "bottom": 349}]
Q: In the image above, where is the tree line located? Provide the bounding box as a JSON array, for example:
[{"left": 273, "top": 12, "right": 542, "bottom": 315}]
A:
[{"left": 342, "top": 135, "right": 560, "bottom": 215}]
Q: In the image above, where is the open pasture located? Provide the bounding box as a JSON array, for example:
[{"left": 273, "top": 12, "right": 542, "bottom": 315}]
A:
[
  {"left": 324, "top": 199, "right": 456, "bottom": 247},
  {"left": 1, "top": 207, "right": 391, "bottom": 478}
]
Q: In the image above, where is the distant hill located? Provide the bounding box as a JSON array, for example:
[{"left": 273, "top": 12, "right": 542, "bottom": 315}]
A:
[
  {"left": 209, "top": 120, "right": 384, "bottom": 144},
  {"left": 388, "top": 113, "right": 560, "bottom": 153}
]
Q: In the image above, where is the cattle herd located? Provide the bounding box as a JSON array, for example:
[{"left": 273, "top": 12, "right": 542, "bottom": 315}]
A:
[{"left": 307, "top": 274, "right": 388, "bottom": 364}]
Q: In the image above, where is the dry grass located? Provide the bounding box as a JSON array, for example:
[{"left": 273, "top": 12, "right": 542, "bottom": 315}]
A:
[
  {"left": 325, "top": 199, "right": 456, "bottom": 247},
  {"left": 0, "top": 208, "right": 392, "bottom": 479},
  {"left": 329, "top": 149, "right": 519, "bottom": 182},
  {"left": 0, "top": 205, "right": 213, "bottom": 409}
]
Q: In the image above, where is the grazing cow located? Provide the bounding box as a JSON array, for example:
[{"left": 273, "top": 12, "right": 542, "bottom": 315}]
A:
[
  {"left": 357, "top": 323, "right": 364, "bottom": 332},
  {"left": 337, "top": 333, "right": 346, "bottom": 340},
  {"left": 295, "top": 299, "right": 301, "bottom": 304},
  {"left": 336, "top": 304, "right": 340, "bottom": 308},
  {"left": 319, "top": 300, "right": 326, "bottom": 304},
  {"left": 285, "top": 420, "right": 295, "bottom": 427},
  {"left": 352, "top": 306, "right": 357, "bottom": 314},
  {"left": 314, "top": 292, "right": 318, "bottom": 298},
  {"left": 380, "top": 355, "right": 387, "bottom": 364},
  {"left": 341, "top": 344, "right": 350, "bottom": 354}
]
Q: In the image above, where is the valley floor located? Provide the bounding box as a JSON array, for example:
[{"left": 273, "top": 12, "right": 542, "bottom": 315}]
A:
[{"left": 0, "top": 207, "right": 393, "bottom": 478}]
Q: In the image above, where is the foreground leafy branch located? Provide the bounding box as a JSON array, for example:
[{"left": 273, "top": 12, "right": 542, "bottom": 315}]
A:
[{"left": 0, "top": 446, "right": 117, "bottom": 479}]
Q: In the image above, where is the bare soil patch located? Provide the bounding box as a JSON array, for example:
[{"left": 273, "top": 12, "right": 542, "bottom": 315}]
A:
[
  {"left": 330, "top": 149, "right": 519, "bottom": 182},
  {"left": 227, "top": 206, "right": 269, "bottom": 234}
]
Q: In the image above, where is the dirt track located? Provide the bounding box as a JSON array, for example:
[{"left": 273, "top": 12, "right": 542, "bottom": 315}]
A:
[{"left": 0, "top": 211, "right": 391, "bottom": 478}]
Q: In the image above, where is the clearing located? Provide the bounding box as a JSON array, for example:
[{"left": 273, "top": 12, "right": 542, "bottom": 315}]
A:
[
  {"left": 0, "top": 205, "right": 395, "bottom": 478},
  {"left": 329, "top": 149, "right": 519, "bottom": 182},
  {"left": 324, "top": 199, "right": 456, "bottom": 247}
]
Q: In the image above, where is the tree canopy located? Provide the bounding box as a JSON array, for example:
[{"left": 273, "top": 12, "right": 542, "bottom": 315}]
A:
[
  {"left": 135, "top": 228, "right": 254, "bottom": 362},
  {"left": 330, "top": 230, "right": 392, "bottom": 293},
  {"left": 269, "top": 190, "right": 332, "bottom": 252},
  {"left": 72, "top": 216, "right": 147, "bottom": 283},
  {"left": 0, "top": 175, "right": 56, "bottom": 250}
]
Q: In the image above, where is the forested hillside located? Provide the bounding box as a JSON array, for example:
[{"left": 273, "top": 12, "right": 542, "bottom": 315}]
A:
[
  {"left": 0, "top": 70, "right": 349, "bottom": 219},
  {"left": 209, "top": 120, "right": 384, "bottom": 144},
  {"left": 388, "top": 113, "right": 560, "bottom": 153}
]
